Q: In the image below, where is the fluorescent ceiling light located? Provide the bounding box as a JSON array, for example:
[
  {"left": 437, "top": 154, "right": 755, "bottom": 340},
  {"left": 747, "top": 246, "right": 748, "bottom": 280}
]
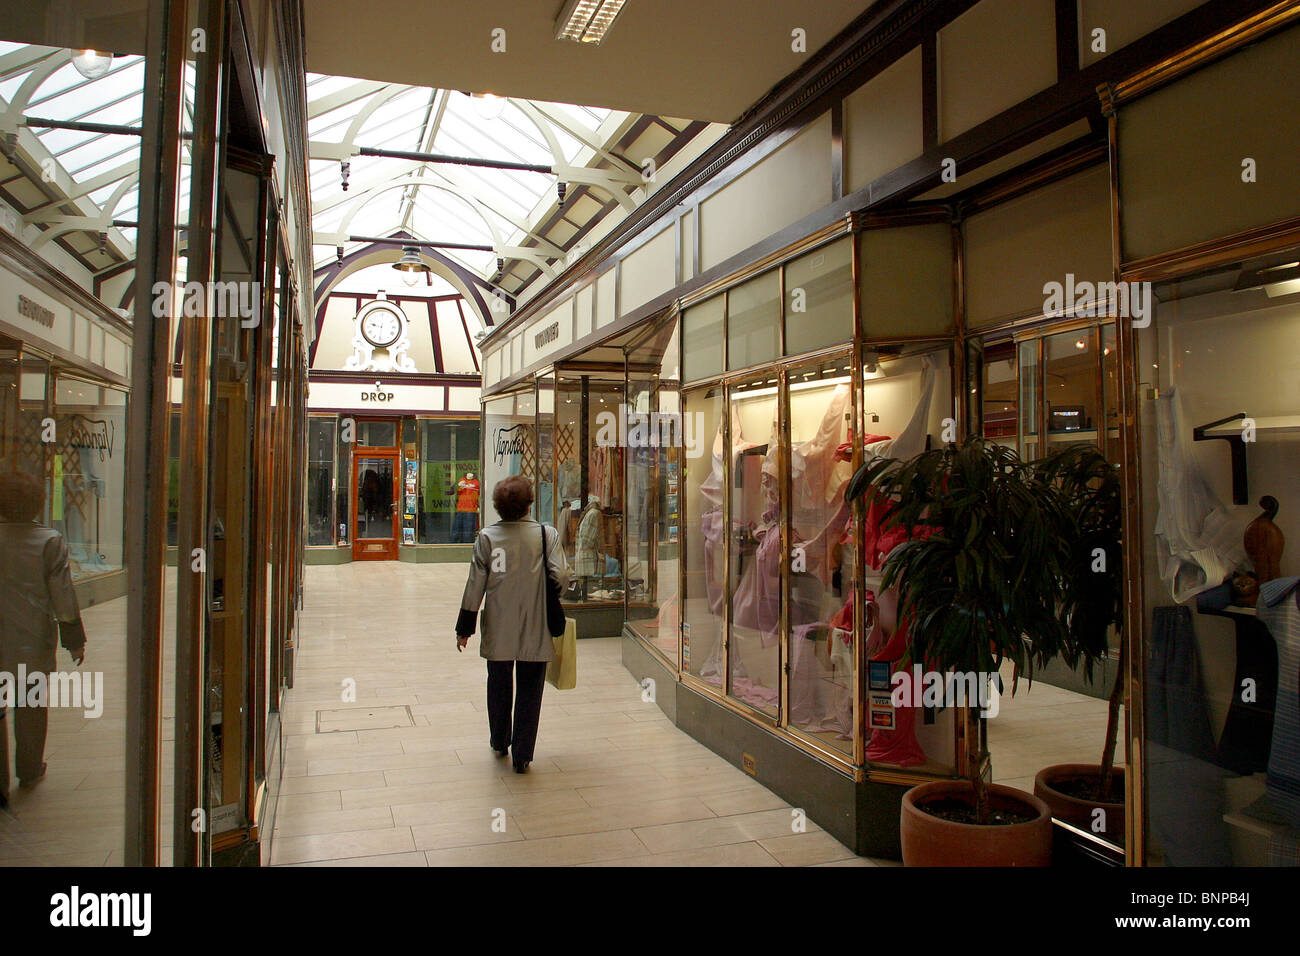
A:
[{"left": 555, "top": 0, "right": 627, "bottom": 44}]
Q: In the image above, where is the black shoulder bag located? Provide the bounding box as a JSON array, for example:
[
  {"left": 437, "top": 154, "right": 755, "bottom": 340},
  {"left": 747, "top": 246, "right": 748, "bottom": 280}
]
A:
[{"left": 541, "top": 523, "right": 566, "bottom": 637}]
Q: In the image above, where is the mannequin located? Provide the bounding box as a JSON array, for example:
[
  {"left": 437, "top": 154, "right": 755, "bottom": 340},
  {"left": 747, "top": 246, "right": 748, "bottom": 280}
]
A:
[
  {"left": 451, "top": 472, "right": 480, "bottom": 543},
  {"left": 574, "top": 495, "right": 603, "bottom": 599}
]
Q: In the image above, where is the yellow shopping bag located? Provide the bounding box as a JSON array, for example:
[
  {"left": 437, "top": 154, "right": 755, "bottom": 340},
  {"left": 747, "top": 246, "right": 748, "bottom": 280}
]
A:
[{"left": 546, "top": 617, "right": 578, "bottom": 690}]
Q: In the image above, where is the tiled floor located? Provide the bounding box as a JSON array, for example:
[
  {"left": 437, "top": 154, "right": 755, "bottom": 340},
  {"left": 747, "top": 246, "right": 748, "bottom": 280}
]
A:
[
  {"left": 0, "top": 559, "right": 1115, "bottom": 867},
  {"left": 272, "top": 561, "right": 880, "bottom": 867}
]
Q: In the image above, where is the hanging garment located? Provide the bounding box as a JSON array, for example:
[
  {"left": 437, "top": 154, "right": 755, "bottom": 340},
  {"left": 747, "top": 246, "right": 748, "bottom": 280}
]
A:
[
  {"left": 1146, "top": 604, "right": 1234, "bottom": 866},
  {"left": 1153, "top": 389, "right": 1249, "bottom": 603}
]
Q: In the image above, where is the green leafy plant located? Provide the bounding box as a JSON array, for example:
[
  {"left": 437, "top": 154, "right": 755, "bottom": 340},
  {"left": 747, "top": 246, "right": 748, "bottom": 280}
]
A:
[
  {"left": 847, "top": 437, "right": 1122, "bottom": 822},
  {"left": 1030, "top": 442, "right": 1125, "bottom": 800}
]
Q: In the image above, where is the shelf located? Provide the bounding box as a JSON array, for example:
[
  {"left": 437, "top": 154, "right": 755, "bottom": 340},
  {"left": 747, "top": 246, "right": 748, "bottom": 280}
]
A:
[{"left": 1203, "top": 415, "right": 1300, "bottom": 437}]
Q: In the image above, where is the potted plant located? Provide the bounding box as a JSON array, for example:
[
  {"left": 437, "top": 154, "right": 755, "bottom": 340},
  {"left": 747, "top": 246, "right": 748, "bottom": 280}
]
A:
[
  {"left": 847, "top": 437, "right": 1111, "bottom": 866},
  {"left": 1027, "top": 443, "right": 1125, "bottom": 843}
]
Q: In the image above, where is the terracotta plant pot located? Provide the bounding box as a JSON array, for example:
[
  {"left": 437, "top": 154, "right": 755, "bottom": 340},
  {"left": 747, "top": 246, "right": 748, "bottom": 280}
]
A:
[
  {"left": 1034, "top": 763, "right": 1125, "bottom": 843},
  {"left": 900, "top": 780, "right": 1053, "bottom": 866}
]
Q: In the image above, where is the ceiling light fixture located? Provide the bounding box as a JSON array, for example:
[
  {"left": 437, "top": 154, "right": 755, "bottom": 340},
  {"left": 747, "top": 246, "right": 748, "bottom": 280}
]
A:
[
  {"left": 70, "top": 49, "right": 114, "bottom": 80},
  {"left": 393, "top": 245, "right": 431, "bottom": 287},
  {"left": 471, "top": 92, "right": 507, "bottom": 121},
  {"left": 555, "top": 0, "right": 627, "bottom": 44}
]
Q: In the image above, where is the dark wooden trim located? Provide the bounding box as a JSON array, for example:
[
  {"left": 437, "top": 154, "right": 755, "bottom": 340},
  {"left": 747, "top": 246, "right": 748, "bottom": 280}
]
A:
[
  {"left": 1119, "top": 216, "right": 1300, "bottom": 283},
  {"left": 427, "top": 298, "right": 443, "bottom": 373},
  {"left": 830, "top": 100, "right": 845, "bottom": 202},
  {"left": 308, "top": 368, "right": 479, "bottom": 385},
  {"left": 1055, "top": 0, "right": 1080, "bottom": 79},
  {"left": 1109, "top": 0, "right": 1300, "bottom": 107},
  {"left": 954, "top": 137, "right": 1108, "bottom": 216},
  {"left": 921, "top": 30, "right": 938, "bottom": 150}
]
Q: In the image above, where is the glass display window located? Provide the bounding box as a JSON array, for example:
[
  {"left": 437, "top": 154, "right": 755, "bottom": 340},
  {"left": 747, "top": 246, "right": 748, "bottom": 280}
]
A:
[
  {"left": 681, "top": 293, "right": 724, "bottom": 383},
  {"left": 52, "top": 378, "right": 127, "bottom": 580},
  {"left": 554, "top": 370, "right": 625, "bottom": 605},
  {"left": 726, "top": 270, "right": 780, "bottom": 372},
  {"left": 307, "top": 417, "right": 336, "bottom": 546},
  {"left": 417, "top": 419, "right": 482, "bottom": 544},
  {"left": 725, "top": 375, "right": 781, "bottom": 717},
  {"left": 783, "top": 237, "right": 853, "bottom": 356},
  {"left": 858, "top": 344, "right": 958, "bottom": 775},
  {"left": 681, "top": 386, "right": 726, "bottom": 685},
  {"left": 1134, "top": 256, "right": 1300, "bottom": 866},
  {"left": 784, "top": 355, "right": 855, "bottom": 752},
  {"left": 624, "top": 318, "right": 682, "bottom": 666},
  {"left": 483, "top": 389, "right": 537, "bottom": 516}
]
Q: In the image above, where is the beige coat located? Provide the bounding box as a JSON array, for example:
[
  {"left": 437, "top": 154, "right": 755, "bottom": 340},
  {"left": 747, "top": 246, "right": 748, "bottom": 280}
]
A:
[{"left": 458, "top": 519, "right": 569, "bottom": 661}]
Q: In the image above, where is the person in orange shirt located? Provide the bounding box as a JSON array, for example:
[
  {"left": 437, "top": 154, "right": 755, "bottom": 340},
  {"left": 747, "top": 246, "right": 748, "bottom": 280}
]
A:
[{"left": 451, "top": 472, "right": 479, "bottom": 542}]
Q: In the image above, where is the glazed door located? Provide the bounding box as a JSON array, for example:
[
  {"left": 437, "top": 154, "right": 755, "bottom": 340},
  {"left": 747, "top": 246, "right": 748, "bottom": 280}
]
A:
[{"left": 352, "top": 451, "right": 399, "bottom": 559}]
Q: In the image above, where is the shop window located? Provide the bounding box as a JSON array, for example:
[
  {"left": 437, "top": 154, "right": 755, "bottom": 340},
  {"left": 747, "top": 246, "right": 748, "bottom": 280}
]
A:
[
  {"left": 417, "top": 420, "right": 482, "bottom": 544},
  {"left": 726, "top": 376, "right": 781, "bottom": 716},
  {"left": 681, "top": 386, "right": 725, "bottom": 684},
  {"left": 1044, "top": 328, "right": 1101, "bottom": 446},
  {"left": 785, "top": 356, "right": 855, "bottom": 752},
  {"left": 1136, "top": 263, "right": 1300, "bottom": 866},
  {"left": 727, "top": 270, "right": 780, "bottom": 371},
  {"left": 981, "top": 340, "right": 1019, "bottom": 446},
  {"left": 681, "top": 294, "right": 724, "bottom": 383},
  {"left": 783, "top": 238, "right": 853, "bottom": 356},
  {"left": 53, "top": 378, "right": 128, "bottom": 579},
  {"left": 554, "top": 372, "right": 624, "bottom": 605},
  {"left": 483, "top": 390, "right": 536, "bottom": 516},
  {"left": 625, "top": 319, "right": 682, "bottom": 667},
  {"left": 859, "top": 345, "right": 958, "bottom": 774},
  {"left": 356, "top": 420, "right": 396, "bottom": 447},
  {"left": 306, "top": 418, "right": 336, "bottom": 546},
  {"left": 335, "top": 417, "right": 352, "bottom": 545}
]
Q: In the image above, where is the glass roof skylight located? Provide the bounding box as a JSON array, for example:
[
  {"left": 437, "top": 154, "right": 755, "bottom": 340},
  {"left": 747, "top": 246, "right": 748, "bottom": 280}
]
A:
[
  {"left": 0, "top": 43, "right": 143, "bottom": 279},
  {"left": 306, "top": 71, "right": 649, "bottom": 286}
]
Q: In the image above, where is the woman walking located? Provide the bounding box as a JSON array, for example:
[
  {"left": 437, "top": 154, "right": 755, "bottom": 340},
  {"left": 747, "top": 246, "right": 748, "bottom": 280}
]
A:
[{"left": 456, "top": 475, "right": 568, "bottom": 773}]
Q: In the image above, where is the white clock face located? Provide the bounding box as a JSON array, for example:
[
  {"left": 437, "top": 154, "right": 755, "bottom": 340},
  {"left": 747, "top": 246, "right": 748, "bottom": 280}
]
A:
[{"left": 360, "top": 305, "right": 402, "bottom": 348}]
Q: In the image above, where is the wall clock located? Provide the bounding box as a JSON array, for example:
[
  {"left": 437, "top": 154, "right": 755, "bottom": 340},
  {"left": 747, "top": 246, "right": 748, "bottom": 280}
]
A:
[{"left": 345, "top": 295, "right": 417, "bottom": 373}]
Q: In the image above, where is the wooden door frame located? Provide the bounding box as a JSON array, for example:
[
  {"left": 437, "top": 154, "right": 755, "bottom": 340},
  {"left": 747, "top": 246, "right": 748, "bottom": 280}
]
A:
[{"left": 351, "top": 448, "right": 400, "bottom": 560}]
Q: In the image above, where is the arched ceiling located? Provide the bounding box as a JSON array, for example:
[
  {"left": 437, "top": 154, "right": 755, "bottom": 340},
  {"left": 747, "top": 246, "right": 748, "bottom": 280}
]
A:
[{"left": 307, "top": 74, "right": 717, "bottom": 301}]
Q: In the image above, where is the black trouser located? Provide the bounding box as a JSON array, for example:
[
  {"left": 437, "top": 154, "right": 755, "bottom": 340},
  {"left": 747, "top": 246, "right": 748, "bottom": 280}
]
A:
[
  {"left": 0, "top": 704, "right": 49, "bottom": 794},
  {"left": 486, "top": 660, "right": 548, "bottom": 762}
]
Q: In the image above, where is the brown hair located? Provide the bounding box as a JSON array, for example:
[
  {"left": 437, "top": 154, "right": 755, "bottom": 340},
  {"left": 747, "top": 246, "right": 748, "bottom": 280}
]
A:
[
  {"left": 492, "top": 475, "right": 534, "bottom": 521},
  {"left": 0, "top": 470, "right": 45, "bottom": 522}
]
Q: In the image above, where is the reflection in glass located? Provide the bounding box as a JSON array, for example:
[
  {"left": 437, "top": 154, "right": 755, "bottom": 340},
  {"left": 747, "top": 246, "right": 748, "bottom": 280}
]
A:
[
  {"left": 355, "top": 458, "right": 395, "bottom": 539},
  {"left": 1044, "top": 328, "right": 1099, "bottom": 447},
  {"left": 726, "top": 378, "right": 780, "bottom": 716},
  {"left": 785, "top": 357, "right": 854, "bottom": 751},
  {"left": 860, "top": 346, "right": 957, "bottom": 774},
  {"left": 784, "top": 238, "right": 853, "bottom": 356},
  {"left": 727, "top": 271, "right": 780, "bottom": 371},
  {"left": 1018, "top": 338, "right": 1041, "bottom": 460},
  {"left": 307, "top": 418, "right": 336, "bottom": 546},
  {"left": 682, "top": 388, "right": 724, "bottom": 684},
  {"left": 418, "top": 420, "right": 482, "bottom": 544},
  {"left": 981, "top": 340, "right": 1018, "bottom": 447},
  {"left": 625, "top": 320, "right": 682, "bottom": 665}
]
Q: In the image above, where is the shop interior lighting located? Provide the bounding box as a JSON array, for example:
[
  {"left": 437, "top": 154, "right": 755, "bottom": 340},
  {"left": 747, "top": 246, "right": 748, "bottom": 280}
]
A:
[
  {"left": 555, "top": 0, "right": 627, "bottom": 44},
  {"left": 70, "top": 49, "right": 114, "bottom": 79}
]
